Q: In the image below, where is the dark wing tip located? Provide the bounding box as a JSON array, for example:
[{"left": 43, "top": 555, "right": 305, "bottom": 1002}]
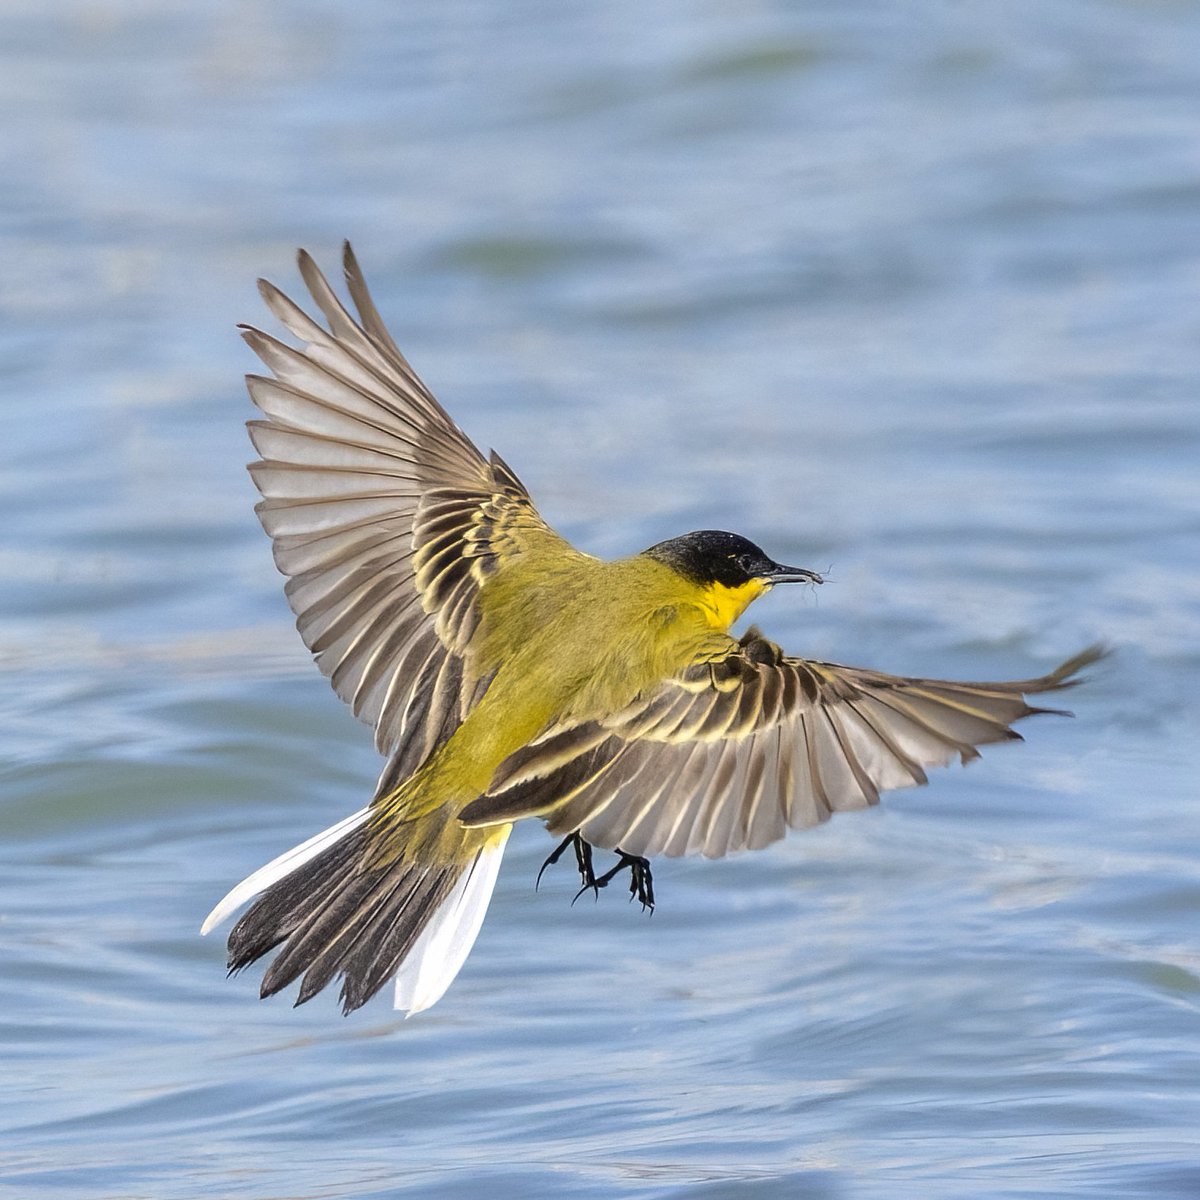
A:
[
  {"left": 1062, "top": 641, "right": 1111, "bottom": 673},
  {"left": 342, "top": 240, "right": 369, "bottom": 294},
  {"left": 487, "top": 448, "right": 528, "bottom": 494},
  {"left": 1033, "top": 642, "right": 1111, "bottom": 693}
]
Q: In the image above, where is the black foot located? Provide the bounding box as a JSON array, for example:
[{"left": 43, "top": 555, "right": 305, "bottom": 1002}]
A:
[
  {"left": 538, "top": 832, "right": 597, "bottom": 896},
  {"left": 539, "top": 834, "right": 656, "bottom": 912},
  {"left": 592, "top": 849, "right": 655, "bottom": 912}
]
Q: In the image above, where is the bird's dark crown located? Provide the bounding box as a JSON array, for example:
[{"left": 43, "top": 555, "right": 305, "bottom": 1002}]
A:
[{"left": 644, "top": 530, "right": 783, "bottom": 589}]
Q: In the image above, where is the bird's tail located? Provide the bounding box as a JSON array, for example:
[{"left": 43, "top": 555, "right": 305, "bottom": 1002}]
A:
[{"left": 201, "top": 810, "right": 509, "bottom": 1015}]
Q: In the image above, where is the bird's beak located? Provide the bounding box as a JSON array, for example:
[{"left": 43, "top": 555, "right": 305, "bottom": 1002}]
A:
[{"left": 761, "top": 562, "right": 823, "bottom": 586}]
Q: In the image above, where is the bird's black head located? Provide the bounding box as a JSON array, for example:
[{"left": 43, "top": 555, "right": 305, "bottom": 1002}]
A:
[{"left": 644, "top": 530, "right": 823, "bottom": 590}]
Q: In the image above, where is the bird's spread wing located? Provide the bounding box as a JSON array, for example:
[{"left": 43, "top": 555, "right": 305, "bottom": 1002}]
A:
[
  {"left": 244, "top": 243, "right": 572, "bottom": 773},
  {"left": 460, "top": 636, "right": 1105, "bottom": 858}
]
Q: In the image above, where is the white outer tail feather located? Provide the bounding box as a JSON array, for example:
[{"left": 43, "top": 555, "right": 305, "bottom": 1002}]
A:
[
  {"left": 200, "top": 808, "right": 370, "bottom": 936},
  {"left": 393, "top": 828, "right": 510, "bottom": 1016}
]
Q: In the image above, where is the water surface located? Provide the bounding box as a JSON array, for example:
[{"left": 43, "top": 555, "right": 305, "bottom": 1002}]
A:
[{"left": 3, "top": 3, "right": 1199, "bottom": 1197}]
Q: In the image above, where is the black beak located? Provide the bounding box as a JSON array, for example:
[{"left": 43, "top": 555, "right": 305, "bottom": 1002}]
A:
[{"left": 761, "top": 562, "right": 823, "bottom": 585}]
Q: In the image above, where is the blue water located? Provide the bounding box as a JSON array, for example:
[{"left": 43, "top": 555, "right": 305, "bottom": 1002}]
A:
[{"left": 3, "top": 2, "right": 1199, "bottom": 1197}]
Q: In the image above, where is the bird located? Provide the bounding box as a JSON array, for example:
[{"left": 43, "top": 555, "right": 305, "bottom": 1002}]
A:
[{"left": 201, "top": 243, "right": 1103, "bottom": 1017}]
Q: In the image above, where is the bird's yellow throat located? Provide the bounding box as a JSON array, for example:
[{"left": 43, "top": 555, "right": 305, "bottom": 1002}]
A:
[{"left": 699, "top": 578, "right": 769, "bottom": 629}]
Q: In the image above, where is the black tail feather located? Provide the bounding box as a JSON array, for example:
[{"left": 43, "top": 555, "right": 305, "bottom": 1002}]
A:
[
  {"left": 293, "top": 866, "right": 427, "bottom": 1007},
  {"left": 260, "top": 868, "right": 381, "bottom": 1000},
  {"left": 225, "top": 824, "right": 464, "bottom": 1014},
  {"left": 336, "top": 869, "right": 457, "bottom": 1014},
  {"left": 227, "top": 825, "right": 367, "bottom": 973}
]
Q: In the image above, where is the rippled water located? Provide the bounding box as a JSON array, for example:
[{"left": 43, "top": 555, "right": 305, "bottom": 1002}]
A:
[{"left": 3, "top": 2, "right": 1199, "bottom": 1197}]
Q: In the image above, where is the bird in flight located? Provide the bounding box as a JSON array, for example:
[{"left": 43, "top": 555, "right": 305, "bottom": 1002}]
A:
[{"left": 202, "top": 244, "right": 1101, "bottom": 1017}]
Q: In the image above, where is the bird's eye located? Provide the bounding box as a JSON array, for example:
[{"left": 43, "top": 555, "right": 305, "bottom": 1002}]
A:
[{"left": 735, "top": 553, "right": 755, "bottom": 573}]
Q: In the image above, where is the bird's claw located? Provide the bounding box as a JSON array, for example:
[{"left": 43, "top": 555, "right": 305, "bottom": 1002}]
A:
[
  {"left": 621, "top": 851, "right": 657, "bottom": 911},
  {"left": 539, "top": 834, "right": 655, "bottom": 912},
  {"left": 538, "top": 832, "right": 597, "bottom": 898},
  {"left": 585, "top": 849, "right": 655, "bottom": 912}
]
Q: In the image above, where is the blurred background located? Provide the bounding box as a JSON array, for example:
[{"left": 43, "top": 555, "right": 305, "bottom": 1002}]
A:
[{"left": 2, "top": 2, "right": 1198, "bottom": 1197}]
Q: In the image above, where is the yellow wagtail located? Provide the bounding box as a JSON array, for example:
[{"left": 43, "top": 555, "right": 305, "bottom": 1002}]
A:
[{"left": 202, "top": 244, "right": 1102, "bottom": 1016}]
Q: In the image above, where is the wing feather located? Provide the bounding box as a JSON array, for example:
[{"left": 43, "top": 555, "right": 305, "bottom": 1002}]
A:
[
  {"left": 245, "top": 244, "right": 571, "bottom": 772},
  {"left": 463, "top": 639, "right": 1105, "bottom": 859},
  {"left": 659, "top": 741, "right": 729, "bottom": 857}
]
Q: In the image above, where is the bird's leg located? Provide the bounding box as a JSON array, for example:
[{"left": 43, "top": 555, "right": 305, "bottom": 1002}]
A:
[
  {"left": 592, "top": 849, "right": 655, "bottom": 912},
  {"left": 538, "top": 832, "right": 598, "bottom": 896}
]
